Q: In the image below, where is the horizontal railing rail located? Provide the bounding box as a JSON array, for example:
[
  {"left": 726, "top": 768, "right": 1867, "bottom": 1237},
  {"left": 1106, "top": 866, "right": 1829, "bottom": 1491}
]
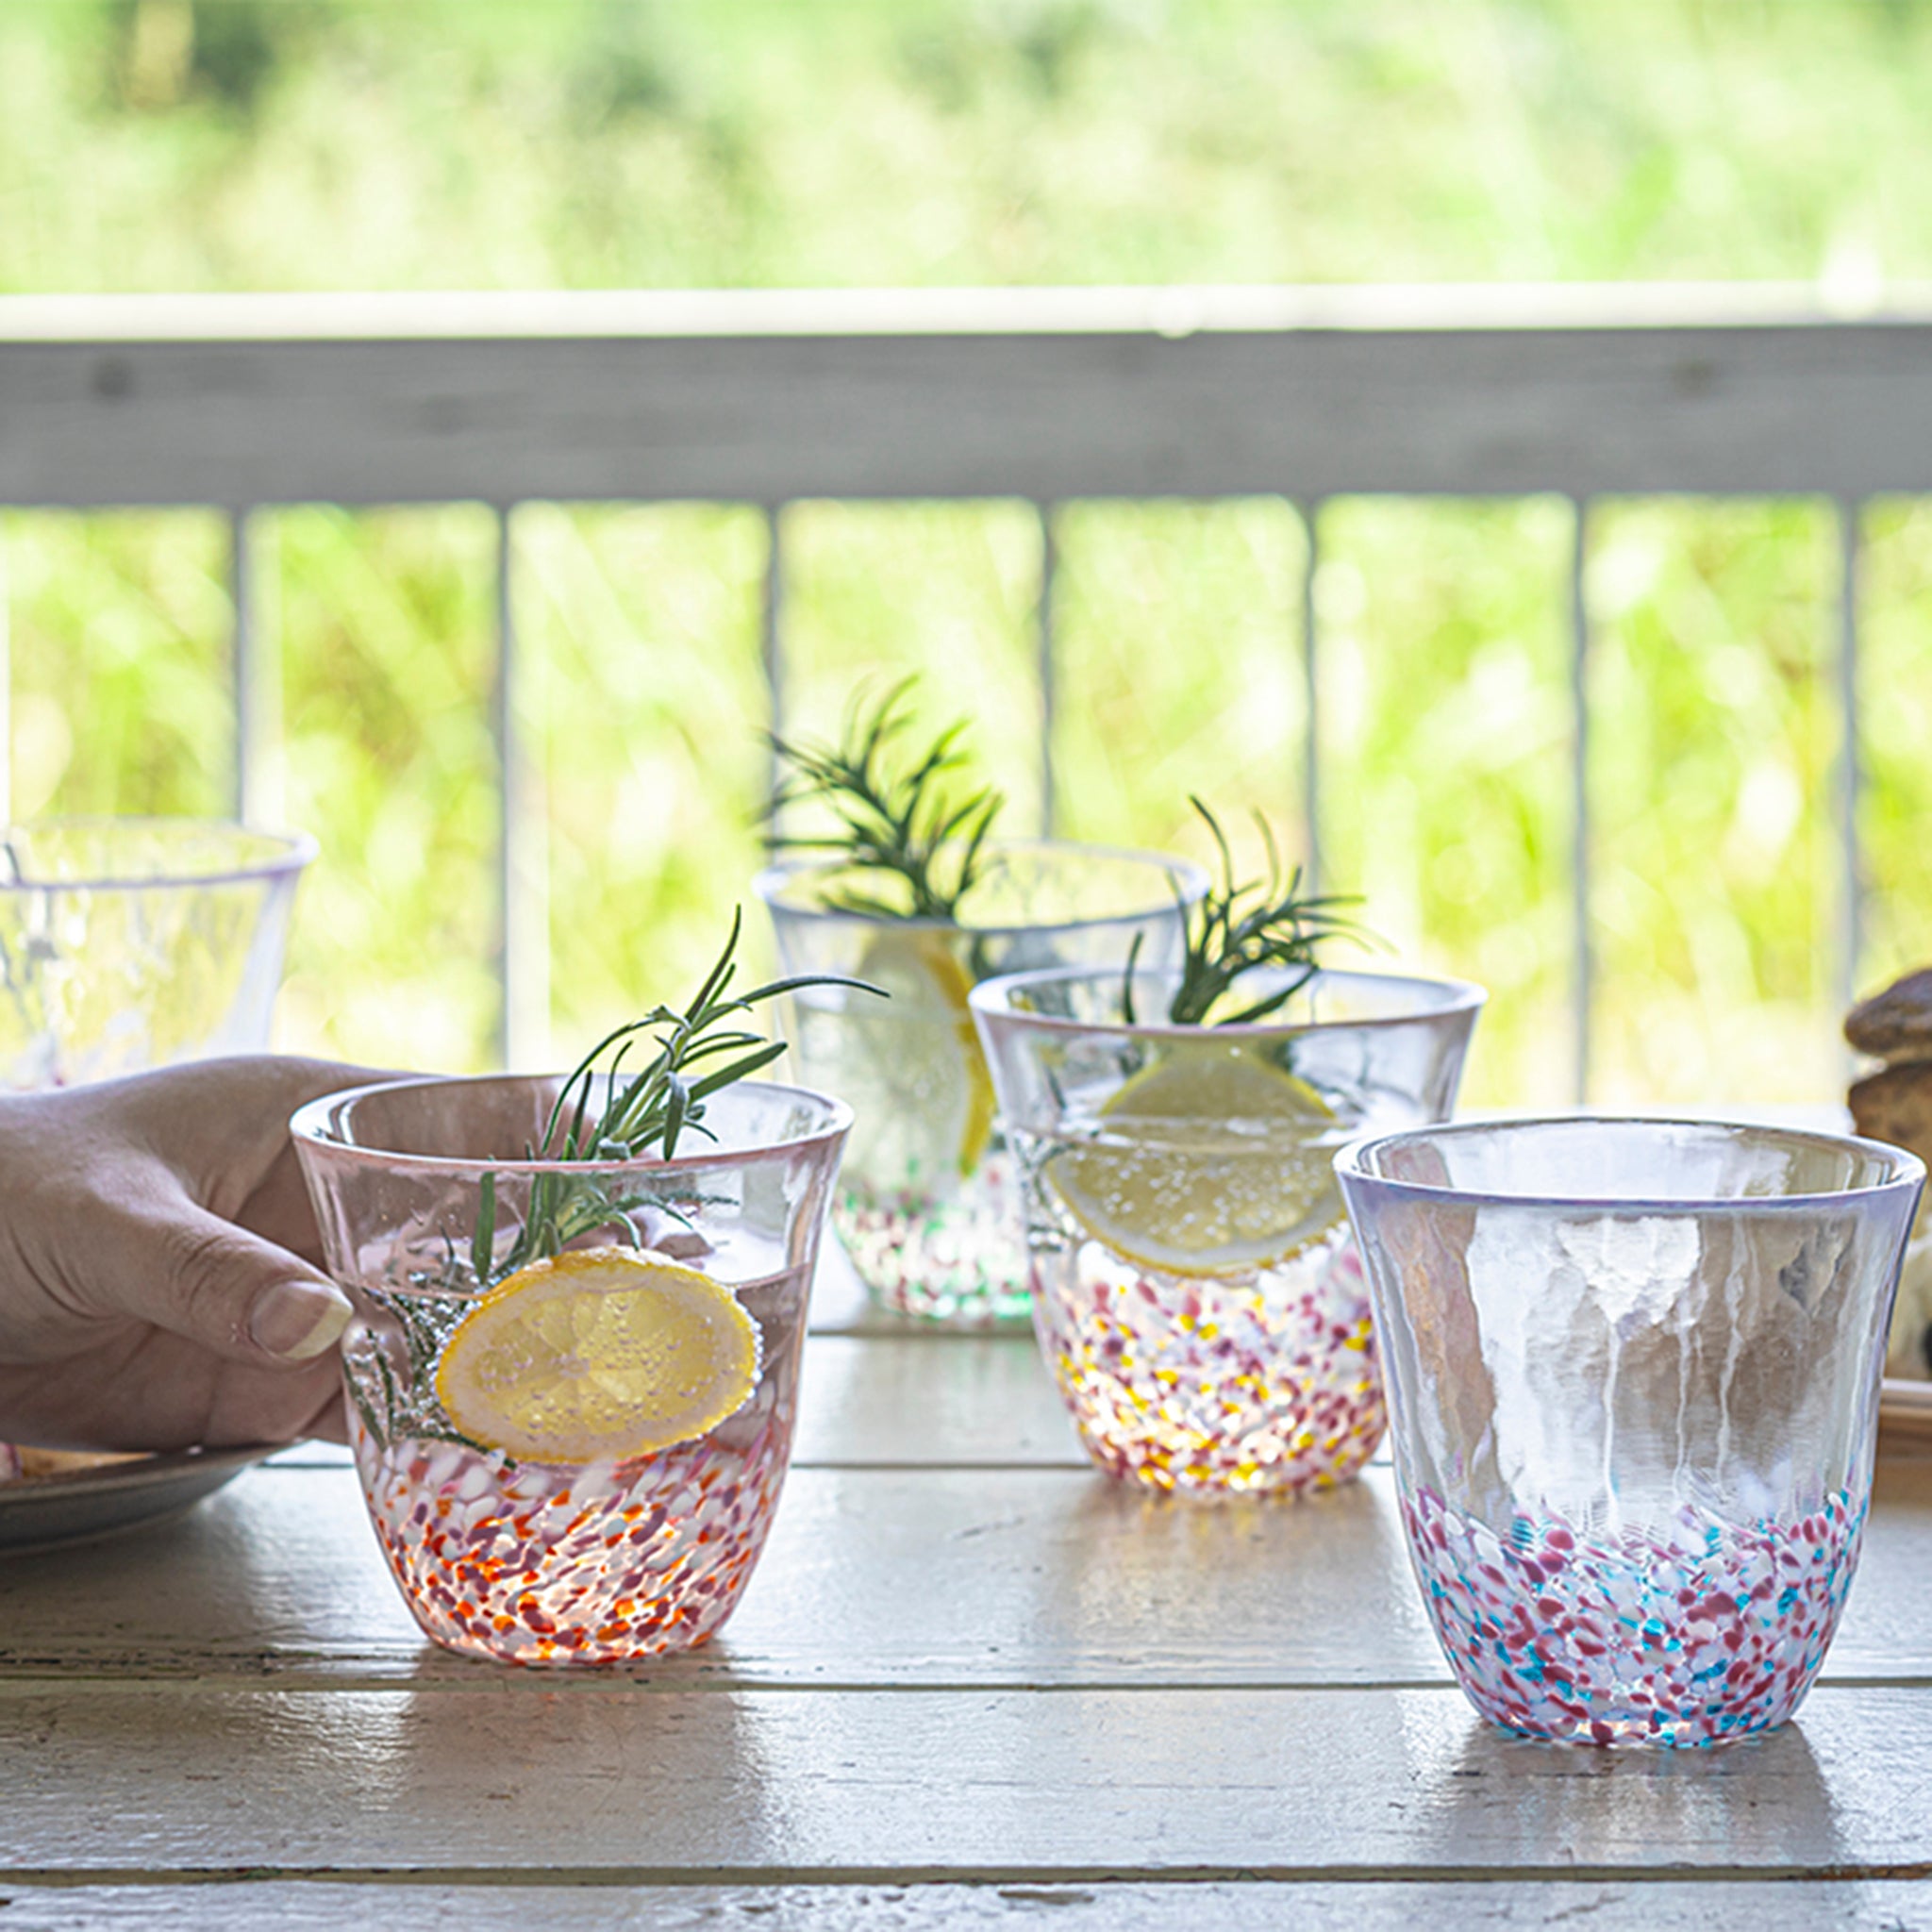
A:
[{"left": 3, "top": 285, "right": 1927, "bottom": 1086}]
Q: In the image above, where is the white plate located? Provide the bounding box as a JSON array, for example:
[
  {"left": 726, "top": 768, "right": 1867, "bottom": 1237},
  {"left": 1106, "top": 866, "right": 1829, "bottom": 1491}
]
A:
[{"left": 0, "top": 1444, "right": 272, "bottom": 1557}]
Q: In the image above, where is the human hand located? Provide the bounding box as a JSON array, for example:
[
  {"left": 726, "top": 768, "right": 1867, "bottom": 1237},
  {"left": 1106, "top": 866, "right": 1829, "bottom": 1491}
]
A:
[{"left": 0, "top": 1056, "right": 384, "bottom": 1455}]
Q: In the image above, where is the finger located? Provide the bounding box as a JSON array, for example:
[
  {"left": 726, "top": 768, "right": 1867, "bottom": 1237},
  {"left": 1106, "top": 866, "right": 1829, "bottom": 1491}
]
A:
[
  {"left": 0, "top": 1342, "right": 347, "bottom": 1454},
  {"left": 70, "top": 1054, "right": 400, "bottom": 1268},
  {"left": 231, "top": 1058, "right": 403, "bottom": 1258},
  {"left": 86, "top": 1056, "right": 395, "bottom": 1225},
  {"left": 304, "top": 1385, "right": 351, "bottom": 1447},
  {"left": 82, "top": 1185, "right": 354, "bottom": 1369}
]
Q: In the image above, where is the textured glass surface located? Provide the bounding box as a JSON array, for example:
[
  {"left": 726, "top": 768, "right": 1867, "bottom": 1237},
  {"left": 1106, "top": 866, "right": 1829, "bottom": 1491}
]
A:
[
  {"left": 1339, "top": 1118, "right": 1924, "bottom": 1745},
  {"left": 0, "top": 818, "right": 310, "bottom": 1089}
]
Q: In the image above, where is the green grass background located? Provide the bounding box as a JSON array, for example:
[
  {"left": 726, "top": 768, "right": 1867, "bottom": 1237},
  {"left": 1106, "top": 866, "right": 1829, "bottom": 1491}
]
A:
[{"left": 6, "top": 0, "right": 1932, "bottom": 1105}]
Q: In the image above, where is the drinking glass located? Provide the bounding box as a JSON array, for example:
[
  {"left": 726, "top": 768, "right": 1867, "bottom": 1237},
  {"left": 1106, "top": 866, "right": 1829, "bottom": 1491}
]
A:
[
  {"left": 1336, "top": 1117, "right": 1924, "bottom": 1746},
  {"left": 292, "top": 1074, "right": 850, "bottom": 1666},
  {"left": 756, "top": 841, "right": 1202, "bottom": 1324},
  {"left": 971, "top": 964, "right": 1483, "bottom": 1495},
  {"left": 0, "top": 817, "right": 314, "bottom": 1089}
]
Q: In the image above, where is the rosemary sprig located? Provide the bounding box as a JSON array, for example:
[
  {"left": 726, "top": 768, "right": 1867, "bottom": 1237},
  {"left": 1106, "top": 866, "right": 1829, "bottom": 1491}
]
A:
[
  {"left": 1127, "top": 798, "right": 1368, "bottom": 1026},
  {"left": 474, "top": 908, "right": 872, "bottom": 1286},
  {"left": 765, "top": 679, "right": 1004, "bottom": 920}
]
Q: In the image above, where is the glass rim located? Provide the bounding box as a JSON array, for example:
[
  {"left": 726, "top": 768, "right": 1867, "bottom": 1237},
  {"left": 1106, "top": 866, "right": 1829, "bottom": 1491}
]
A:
[
  {"left": 1335, "top": 1113, "right": 1928, "bottom": 1211},
  {"left": 0, "top": 817, "right": 318, "bottom": 893},
  {"left": 290, "top": 1072, "right": 854, "bottom": 1177},
  {"left": 752, "top": 838, "right": 1209, "bottom": 935},
  {"left": 967, "top": 961, "right": 1489, "bottom": 1039}
]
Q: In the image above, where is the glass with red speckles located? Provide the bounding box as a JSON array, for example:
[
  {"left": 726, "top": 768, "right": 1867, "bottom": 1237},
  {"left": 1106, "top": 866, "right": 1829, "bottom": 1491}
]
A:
[
  {"left": 292, "top": 1074, "right": 848, "bottom": 1666},
  {"left": 1338, "top": 1117, "right": 1923, "bottom": 1745},
  {"left": 971, "top": 965, "right": 1482, "bottom": 1498}
]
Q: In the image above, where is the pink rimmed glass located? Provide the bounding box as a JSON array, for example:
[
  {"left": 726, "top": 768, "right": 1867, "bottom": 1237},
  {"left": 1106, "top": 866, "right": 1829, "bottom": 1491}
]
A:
[
  {"left": 970, "top": 964, "right": 1482, "bottom": 1497},
  {"left": 1336, "top": 1118, "right": 1924, "bottom": 1746},
  {"left": 757, "top": 842, "right": 1203, "bottom": 1325},
  {"left": 291, "top": 1075, "right": 849, "bottom": 1667},
  {"left": 0, "top": 818, "right": 313, "bottom": 1090}
]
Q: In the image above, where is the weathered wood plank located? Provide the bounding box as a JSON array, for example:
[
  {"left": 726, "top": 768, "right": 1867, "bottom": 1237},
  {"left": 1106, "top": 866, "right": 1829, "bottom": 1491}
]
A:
[
  {"left": 2, "top": 1459, "right": 1925, "bottom": 1689},
  {"left": 6, "top": 1682, "right": 1931, "bottom": 1877},
  {"left": 793, "top": 1333, "right": 1078, "bottom": 1467},
  {"left": 3, "top": 1879, "right": 1928, "bottom": 1931},
  {"left": 9, "top": 299, "right": 1932, "bottom": 508}
]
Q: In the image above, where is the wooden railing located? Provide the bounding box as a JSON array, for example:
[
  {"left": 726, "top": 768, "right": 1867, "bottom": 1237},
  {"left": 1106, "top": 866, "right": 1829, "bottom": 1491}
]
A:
[{"left": 7, "top": 284, "right": 1932, "bottom": 1091}]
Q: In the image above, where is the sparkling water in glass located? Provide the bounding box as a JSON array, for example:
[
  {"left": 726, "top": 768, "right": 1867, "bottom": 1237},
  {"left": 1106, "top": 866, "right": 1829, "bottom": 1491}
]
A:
[
  {"left": 1337, "top": 1117, "right": 1923, "bottom": 1745},
  {"left": 972, "top": 964, "right": 1482, "bottom": 1494},
  {"left": 757, "top": 842, "right": 1201, "bottom": 1324},
  {"left": 293, "top": 1075, "right": 849, "bottom": 1666}
]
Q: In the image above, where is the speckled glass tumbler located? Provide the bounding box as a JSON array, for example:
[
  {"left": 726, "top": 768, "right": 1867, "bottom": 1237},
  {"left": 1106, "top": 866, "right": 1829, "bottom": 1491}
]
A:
[
  {"left": 293, "top": 1075, "right": 849, "bottom": 1666},
  {"left": 971, "top": 964, "right": 1482, "bottom": 1495},
  {"left": 1337, "top": 1118, "right": 1924, "bottom": 1746},
  {"left": 757, "top": 842, "right": 1201, "bottom": 1325}
]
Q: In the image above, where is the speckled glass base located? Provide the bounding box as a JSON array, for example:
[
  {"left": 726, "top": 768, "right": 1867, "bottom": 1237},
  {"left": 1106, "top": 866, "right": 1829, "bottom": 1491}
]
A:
[
  {"left": 1402, "top": 1484, "right": 1867, "bottom": 1745},
  {"left": 1031, "top": 1224, "right": 1386, "bottom": 1496},
  {"left": 350, "top": 1382, "right": 794, "bottom": 1666},
  {"left": 836, "top": 1156, "right": 1031, "bottom": 1324}
]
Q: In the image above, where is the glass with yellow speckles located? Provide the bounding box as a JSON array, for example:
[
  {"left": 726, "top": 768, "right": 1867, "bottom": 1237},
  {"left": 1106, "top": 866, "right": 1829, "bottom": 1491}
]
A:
[{"left": 972, "top": 966, "right": 1482, "bottom": 1497}]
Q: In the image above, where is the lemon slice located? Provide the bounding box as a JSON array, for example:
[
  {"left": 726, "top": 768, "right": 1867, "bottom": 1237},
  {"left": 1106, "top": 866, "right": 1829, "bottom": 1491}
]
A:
[
  {"left": 433, "top": 1250, "right": 760, "bottom": 1464},
  {"left": 851, "top": 926, "right": 996, "bottom": 1177},
  {"left": 1047, "top": 1041, "right": 1342, "bottom": 1278}
]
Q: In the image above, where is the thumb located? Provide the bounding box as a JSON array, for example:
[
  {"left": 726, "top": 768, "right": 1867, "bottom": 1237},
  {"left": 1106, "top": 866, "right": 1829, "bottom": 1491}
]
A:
[{"left": 92, "top": 1193, "right": 354, "bottom": 1368}]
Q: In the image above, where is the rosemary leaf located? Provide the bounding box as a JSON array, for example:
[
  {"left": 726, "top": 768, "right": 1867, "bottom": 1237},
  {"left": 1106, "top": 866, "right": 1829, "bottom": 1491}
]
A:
[
  {"left": 1157, "top": 798, "right": 1372, "bottom": 1027},
  {"left": 474, "top": 908, "right": 874, "bottom": 1286},
  {"left": 765, "top": 679, "right": 1005, "bottom": 922},
  {"left": 470, "top": 1171, "right": 497, "bottom": 1283}
]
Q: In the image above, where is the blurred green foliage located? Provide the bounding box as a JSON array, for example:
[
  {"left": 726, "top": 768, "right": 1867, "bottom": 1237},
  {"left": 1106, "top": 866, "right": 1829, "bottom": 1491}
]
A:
[
  {"left": 5, "top": 1, "right": 1931, "bottom": 1101},
  {"left": 7, "top": 0, "right": 1932, "bottom": 290}
]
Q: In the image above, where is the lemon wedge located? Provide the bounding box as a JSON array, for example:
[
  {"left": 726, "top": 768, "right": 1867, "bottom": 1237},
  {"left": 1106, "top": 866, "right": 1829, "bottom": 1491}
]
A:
[
  {"left": 1046, "top": 1041, "right": 1342, "bottom": 1278},
  {"left": 433, "top": 1250, "right": 760, "bottom": 1464},
  {"left": 851, "top": 926, "right": 997, "bottom": 1178}
]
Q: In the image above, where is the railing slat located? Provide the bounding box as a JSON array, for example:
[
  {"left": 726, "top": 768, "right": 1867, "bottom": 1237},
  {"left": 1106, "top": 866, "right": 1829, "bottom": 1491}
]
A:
[
  {"left": 493, "top": 505, "right": 548, "bottom": 1072},
  {"left": 761, "top": 504, "right": 786, "bottom": 840},
  {"left": 1037, "top": 502, "right": 1058, "bottom": 839},
  {"left": 1837, "top": 497, "right": 1866, "bottom": 1026},
  {"left": 1569, "top": 497, "right": 1593, "bottom": 1106},
  {"left": 0, "top": 520, "right": 10, "bottom": 824},
  {"left": 227, "top": 507, "right": 281, "bottom": 827},
  {"left": 1299, "top": 499, "right": 1321, "bottom": 891}
]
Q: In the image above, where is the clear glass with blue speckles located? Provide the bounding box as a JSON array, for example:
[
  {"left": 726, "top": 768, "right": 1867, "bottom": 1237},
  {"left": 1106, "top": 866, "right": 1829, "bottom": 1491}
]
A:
[{"left": 1337, "top": 1118, "right": 1922, "bottom": 1747}]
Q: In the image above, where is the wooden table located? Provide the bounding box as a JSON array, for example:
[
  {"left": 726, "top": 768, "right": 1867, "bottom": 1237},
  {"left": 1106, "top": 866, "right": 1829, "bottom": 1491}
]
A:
[{"left": 7, "top": 1248, "right": 1932, "bottom": 1930}]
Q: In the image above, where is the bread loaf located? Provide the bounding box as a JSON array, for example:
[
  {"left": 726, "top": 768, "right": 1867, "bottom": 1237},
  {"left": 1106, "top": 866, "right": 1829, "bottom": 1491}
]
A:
[
  {"left": 1848, "top": 966, "right": 1932, "bottom": 1375},
  {"left": 1847, "top": 967, "right": 1932, "bottom": 1062},
  {"left": 1850, "top": 1061, "right": 1932, "bottom": 1177}
]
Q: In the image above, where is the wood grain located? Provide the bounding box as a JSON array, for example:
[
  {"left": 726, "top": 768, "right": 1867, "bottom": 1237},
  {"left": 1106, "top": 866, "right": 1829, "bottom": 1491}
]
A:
[
  {"left": 8, "top": 1239, "right": 1929, "bottom": 1910},
  {"left": 9, "top": 299, "right": 1932, "bottom": 508},
  {"left": 7, "top": 1681, "right": 1931, "bottom": 1879},
  {"left": 2, "top": 1456, "right": 1925, "bottom": 1690},
  {"left": 2, "top": 1880, "right": 1928, "bottom": 1930}
]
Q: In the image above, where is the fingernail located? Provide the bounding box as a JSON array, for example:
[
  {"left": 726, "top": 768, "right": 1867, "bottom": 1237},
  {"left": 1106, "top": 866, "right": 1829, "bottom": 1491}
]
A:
[{"left": 249, "top": 1280, "right": 353, "bottom": 1361}]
